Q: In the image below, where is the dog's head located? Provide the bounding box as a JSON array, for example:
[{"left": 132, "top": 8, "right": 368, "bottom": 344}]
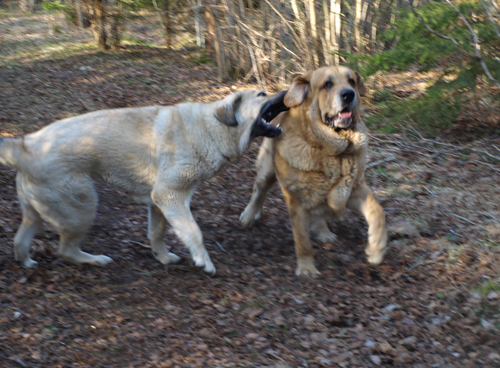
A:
[
  {"left": 284, "top": 66, "right": 365, "bottom": 130},
  {"left": 214, "top": 89, "right": 289, "bottom": 153}
]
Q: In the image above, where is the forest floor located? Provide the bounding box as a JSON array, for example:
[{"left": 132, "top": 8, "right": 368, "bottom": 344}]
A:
[{"left": 1, "top": 10, "right": 500, "bottom": 368}]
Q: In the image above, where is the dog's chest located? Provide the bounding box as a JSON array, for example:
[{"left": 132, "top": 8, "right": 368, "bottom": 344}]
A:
[{"left": 276, "top": 145, "right": 365, "bottom": 210}]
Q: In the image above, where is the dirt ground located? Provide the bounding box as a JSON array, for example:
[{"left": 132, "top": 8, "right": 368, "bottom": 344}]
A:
[{"left": 1, "top": 11, "right": 500, "bottom": 368}]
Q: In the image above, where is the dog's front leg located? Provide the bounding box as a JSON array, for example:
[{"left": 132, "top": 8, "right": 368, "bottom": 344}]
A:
[
  {"left": 148, "top": 204, "right": 181, "bottom": 265},
  {"left": 347, "top": 181, "right": 387, "bottom": 265},
  {"left": 152, "top": 187, "right": 215, "bottom": 275},
  {"left": 282, "top": 190, "right": 319, "bottom": 277}
]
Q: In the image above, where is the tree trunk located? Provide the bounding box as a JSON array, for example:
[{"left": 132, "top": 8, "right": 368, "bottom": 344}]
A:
[
  {"left": 290, "top": 0, "right": 313, "bottom": 69},
  {"left": 370, "top": 0, "right": 383, "bottom": 53},
  {"left": 354, "top": 0, "right": 363, "bottom": 54},
  {"left": 19, "top": 0, "right": 35, "bottom": 13},
  {"left": 236, "top": 0, "right": 249, "bottom": 71},
  {"left": 331, "top": 0, "right": 341, "bottom": 65},
  {"left": 110, "top": 2, "right": 123, "bottom": 51},
  {"left": 90, "top": 0, "right": 108, "bottom": 51},
  {"left": 323, "top": 0, "right": 333, "bottom": 65},
  {"left": 203, "top": 0, "right": 215, "bottom": 52},
  {"left": 308, "top": 0, "right": 324, "bottom": 66},
  {"left": 162, "top": 0, "right": 171, "bottom": 49},
  {"left": 223, "top": 0, "right": 239, "bottom": 77},
  {"left": 75, "top": 0, "right": 84, "bottom": 27},
  {"left": 205, "top": 0, "right": 225, "bottom": 82},
  {"left": 194, "top": 0, "right": 204, "bottom": 48}
]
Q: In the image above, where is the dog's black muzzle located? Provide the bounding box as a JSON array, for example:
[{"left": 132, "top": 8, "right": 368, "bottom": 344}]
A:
[{"left": 250, "top": 90, "right": 289, "bottom": 139}]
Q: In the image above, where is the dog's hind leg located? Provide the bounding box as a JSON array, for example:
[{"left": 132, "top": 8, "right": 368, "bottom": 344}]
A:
[
  {"left": 310, "top": 215, "right": 337, "bottom": 244},
  {"left": 153, "top": 187, "right": 215, "bottom": 275},
  {"left": 14, "top": 205, "right": 42, "bottom": 268},
  {"left": 240, "top": 138, "right": 277, "bottom": 226},
  {"left": 148, "top": 204, "right": 181, "bottom": 265},
  {"left": 347, "top": 181, "right": 387, "bottom": 265},
  {"left": 56, "top": 230, "right": 113, "bottom": 266},
  {"left": 36, "top": 177, "right": 113, "bottom": 266}
]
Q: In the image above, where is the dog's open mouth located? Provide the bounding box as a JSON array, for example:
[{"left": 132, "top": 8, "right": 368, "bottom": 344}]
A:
[
  {"left": 251, "top": 91, "right": 289, "bottom": 139},
  {"left": 325, "top": 108, "right": 353, "bottom": 129}
]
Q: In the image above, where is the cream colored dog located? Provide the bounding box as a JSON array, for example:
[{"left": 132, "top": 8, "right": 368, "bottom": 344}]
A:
[
  {"left": 0, "top": 90, "right": 287, "bottom": 274},
  {"left": 240, "top": 67, "right": 387, "bottom": 276}
]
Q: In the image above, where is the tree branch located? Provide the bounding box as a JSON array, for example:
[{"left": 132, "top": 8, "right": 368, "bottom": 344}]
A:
[
  {"left": 409, "top": 2, "right": 477, "bottom": 60},
  {"left": 480, "top": 0, "right": 500, "bottom": 38},
  {"left": 444, "top": 0, "right": 500, "bottom": 89}
]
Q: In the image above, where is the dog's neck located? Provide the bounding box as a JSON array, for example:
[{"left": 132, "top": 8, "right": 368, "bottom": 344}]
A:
[
  {"left": 275, "top": 106, "right": 368, "bottom": 173},
  {"left": 290, "top": 105, "right": 368, "bottom": 152}
]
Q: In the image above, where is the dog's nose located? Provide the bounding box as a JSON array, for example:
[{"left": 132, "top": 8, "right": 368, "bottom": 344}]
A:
[{"left": 340, "top": 89, "right": 355, "bottom": 104}]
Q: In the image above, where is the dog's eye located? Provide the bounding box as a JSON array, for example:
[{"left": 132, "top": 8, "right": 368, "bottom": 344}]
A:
[
  {"left": 258, "top": 92, "right": 267, "bottom": 97},
  {"left": 324, "top": 81, "right": 333, "bottom": 89},
  {"left": 348, "top": 78, "right": 356, "bottom": 87}
]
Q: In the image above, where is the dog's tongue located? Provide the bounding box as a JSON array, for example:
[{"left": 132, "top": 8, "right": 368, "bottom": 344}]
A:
[{"left": 339, "top": 111, "right": 352, "bottom": 119}]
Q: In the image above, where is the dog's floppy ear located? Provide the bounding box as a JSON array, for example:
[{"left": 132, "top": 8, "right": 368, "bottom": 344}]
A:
[
  {"left": 284, "top": 71, "right": 312, "bottom": 107},
  {"left": 214, "top": 93, "right": 243, "bottom": 126},
  {"left": 355, "top": 71, "right": 366, "bottom": 97}
]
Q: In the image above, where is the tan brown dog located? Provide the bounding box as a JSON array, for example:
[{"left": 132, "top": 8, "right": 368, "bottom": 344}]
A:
[
  {"left": 0, "top": 90, "right": 287, "bottom": 274},
  {"left": 240, "top": 66, "right": 387, "bottom": 276}
]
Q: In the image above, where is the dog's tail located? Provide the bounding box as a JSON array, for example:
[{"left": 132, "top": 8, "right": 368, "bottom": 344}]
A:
[{"left": 0, "top": 136, "right": 26, "bottom": 169}]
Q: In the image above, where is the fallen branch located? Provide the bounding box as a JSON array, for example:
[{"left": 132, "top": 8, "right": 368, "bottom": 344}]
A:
[
  {"left": 366, "top": 156, "right": 397, "bottom": 169},
  {"left": 449, "top": 213, "right": 476, "bottom": 226}
]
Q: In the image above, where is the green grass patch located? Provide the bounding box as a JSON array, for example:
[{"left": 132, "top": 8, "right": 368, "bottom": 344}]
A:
[{"left": 475, "top": 279, "right": 500, "bottom": 298}]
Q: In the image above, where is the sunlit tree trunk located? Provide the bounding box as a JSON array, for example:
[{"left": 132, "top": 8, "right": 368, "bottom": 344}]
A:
[
  {"left": 194, "top": 0, "right": 204, "bottom": 48},
  {"left": 331, "top": 0, "right": 341, "bottom": 65},
  {"left": 290, "top": 0, "right": 313, "bottom": 69},
  {"left": 19, "top": 0, "right": 35, "bottom": 13},
  {"left": 236, "top": 0, "right": 248, "bottom": 71},
  {"left": 370, "top": 0, "right": 383, "bottom": 53},
  {"left": 75, "top": 0, "right": 84, "bottom": 27},
  {"left": 110, "top": 1, "right": 123, "bottom": 51},
  {"left": 308, "top": 0, "right": 324, "bottom": 66},
  {"left": 90, "top": 0, "right": 107, "bottom": 51},
  {"left": 205, "top": 0, "right": 226, "bottom": 81},
  {"left": 203, "top": 0, "right": 215, "bottom": 52},
  {"left": 162, "top": 0, "right": 171, "bottom": 49},
  {"left": 354, "top": 0, "right": 363, "bottom": 53},
  {"left": 323, "top": 0, "right": 333, "bottom": 65}
]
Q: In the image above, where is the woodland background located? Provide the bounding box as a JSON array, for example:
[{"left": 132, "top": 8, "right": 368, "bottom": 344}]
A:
[{"left": 10, "top": 0, "right": 500, "bottom": 135}]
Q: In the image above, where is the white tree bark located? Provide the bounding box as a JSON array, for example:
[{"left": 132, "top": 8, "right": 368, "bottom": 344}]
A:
[{"left": 331, "top": 0, "right": 341, "bottom": 65}]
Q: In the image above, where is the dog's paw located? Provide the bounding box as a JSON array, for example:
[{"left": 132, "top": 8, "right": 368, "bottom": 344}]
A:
[
  {"left": 366, "top": 250, "right": 384, "bottom": 265},
  {"left": 312, "top": 230, "right": 338, "bottom": 244},
  {"left": 239, "top": 206, "right": 261, "bottom": 227},
  {"left": 91, "top": 255, "right": 114, "bottom": 266},
  {"left": 155, "top": 251, "right": 181, "bottom": 265},
  {"left": 295, "top": 258, "right": 320, "bottom": 277},
  {"left": 192, "top": 250, "right": 216, "bottom": 275},
  {"left": 21, "top": 258, "right": 38, "bottom": 268}
]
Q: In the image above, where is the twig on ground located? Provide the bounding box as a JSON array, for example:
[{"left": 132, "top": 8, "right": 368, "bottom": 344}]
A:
[
  {"left": 129, "top": 240, "right": 151, "bottom": 248},
  {"left": 366, "top": 156, "right": 397, "bottom": 169},
  {"left": 472, "top": 210, "right": 499, "bottom": 221},
  {"left": 215, "top": 241, "right": 226, "bottom": 251},
  {"left": 449, "top": 213, "right": 476, "bottom": 226}
]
